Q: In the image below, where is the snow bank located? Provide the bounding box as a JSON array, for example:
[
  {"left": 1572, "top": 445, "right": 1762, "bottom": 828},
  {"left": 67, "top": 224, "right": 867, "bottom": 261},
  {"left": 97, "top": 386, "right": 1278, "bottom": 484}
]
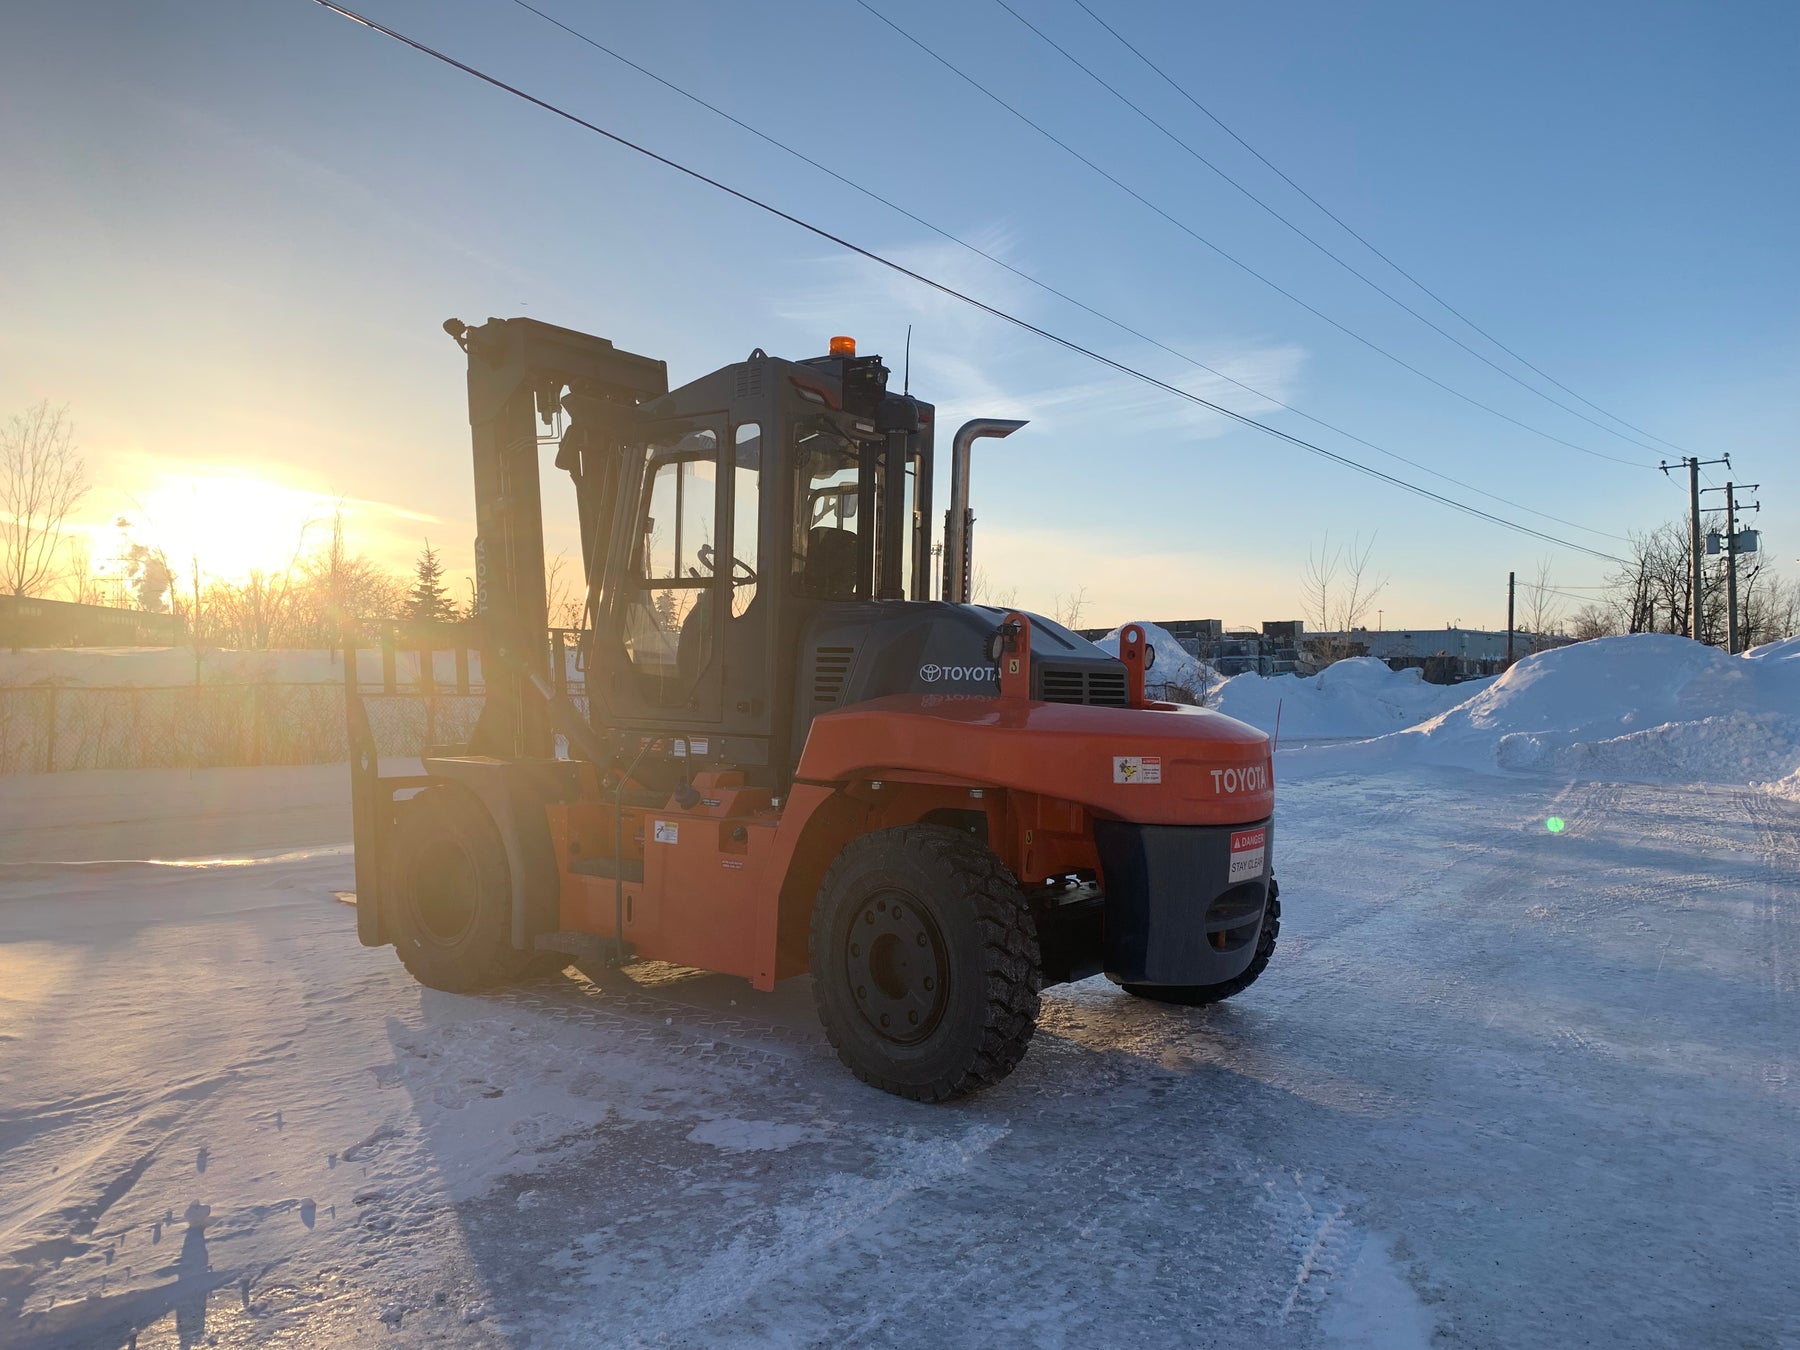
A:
[
  {"left": 0, "top": 646, "right": 502, "bottom": 687},
  {"left": 1094, "top": 622, "right": 1218, "bottom": 699},
  {"left": 1301, "top": 634, "right": 1800, "bottom": 793},
  {"left": 1743, "top": 633, "right": 1800, "bottom": 665},
  {"left": 0, "top": 646, "right": 348, "bottom": 685},
  {"left": 1212, "top": 656, "right": 1490, "bottom": 741}
]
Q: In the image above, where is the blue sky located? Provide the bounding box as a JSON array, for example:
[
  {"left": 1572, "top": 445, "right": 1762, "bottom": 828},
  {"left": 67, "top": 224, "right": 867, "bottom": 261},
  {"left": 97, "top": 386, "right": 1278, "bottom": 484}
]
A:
[{"left": 2, "top": 0, "right": 1794, "bottom": 630}]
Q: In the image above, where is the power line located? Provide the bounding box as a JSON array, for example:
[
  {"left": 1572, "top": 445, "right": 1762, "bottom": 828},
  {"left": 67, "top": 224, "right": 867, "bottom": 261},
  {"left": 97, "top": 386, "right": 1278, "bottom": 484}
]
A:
[
  {"left": 302, "top": 0, "right": 1626, "bottom": 565},
  {"left": 1536, "top": 584, "right": 1620, "bottom": 604},
  {"left": 1067, "top": 0, "right": 1691, "bottom": 458},
  {"left": 853, "top": 0, "right": 1654, "bottom": 471},
  {"left": 991, "top": 0, "right": 1668, "bottom": 460},
  {"left": 500, "top": 0, "right": 1626, "bottom": 545}
]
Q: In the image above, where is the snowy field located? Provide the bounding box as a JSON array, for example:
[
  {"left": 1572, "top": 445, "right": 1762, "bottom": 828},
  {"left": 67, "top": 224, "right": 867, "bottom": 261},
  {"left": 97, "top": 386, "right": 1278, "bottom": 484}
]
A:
[{"left": 3, "top": 636, "right": 1799, "bottom": 1348}]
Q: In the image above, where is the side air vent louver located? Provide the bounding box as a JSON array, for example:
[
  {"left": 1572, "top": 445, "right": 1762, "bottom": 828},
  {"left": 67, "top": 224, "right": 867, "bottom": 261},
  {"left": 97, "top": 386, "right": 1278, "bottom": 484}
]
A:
[
  {"left": 1086, "top": 670, "right": 1129, "bottom": 707},
  {"left": 733, "top": 363, "right": 764, "bottom": 401},
  {"left": 1036, "top": 665, "right": 1130, "bottom": 707},
  {"left": 813, "top": 645, "right": 855, "bottom": 705}
]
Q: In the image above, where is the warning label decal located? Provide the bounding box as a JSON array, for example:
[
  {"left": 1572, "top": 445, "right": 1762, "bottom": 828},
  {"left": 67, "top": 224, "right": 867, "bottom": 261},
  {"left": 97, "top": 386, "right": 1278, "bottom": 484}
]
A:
[
  {"left": 1112, "top": 755, "right": 1162, "bottom": 784},
  {"left": 1228, "top": 828, "right": 1266, "bottom": 882},
  {"left": 652, "top": 820, "right": 679, "bottom": 845}
]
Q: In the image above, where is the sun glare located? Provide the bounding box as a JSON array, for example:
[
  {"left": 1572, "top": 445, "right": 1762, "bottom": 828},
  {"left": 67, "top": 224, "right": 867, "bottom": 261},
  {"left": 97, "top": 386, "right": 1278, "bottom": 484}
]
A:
[{"left": 135, "top": 473, "right": 338, "bottom": 583}]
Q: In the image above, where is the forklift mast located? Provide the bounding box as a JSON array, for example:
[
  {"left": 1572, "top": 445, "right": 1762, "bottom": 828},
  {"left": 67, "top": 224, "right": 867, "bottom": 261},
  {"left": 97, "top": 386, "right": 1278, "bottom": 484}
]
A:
[{"left": 445, "top": 317, "right": 668, "bottom": 760}]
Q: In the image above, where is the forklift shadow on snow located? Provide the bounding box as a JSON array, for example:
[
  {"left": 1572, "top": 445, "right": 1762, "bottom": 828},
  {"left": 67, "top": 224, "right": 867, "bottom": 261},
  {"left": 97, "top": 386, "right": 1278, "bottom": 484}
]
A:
[{"left": 360, "top": 963, "right": 1408, "bottom": 1344}]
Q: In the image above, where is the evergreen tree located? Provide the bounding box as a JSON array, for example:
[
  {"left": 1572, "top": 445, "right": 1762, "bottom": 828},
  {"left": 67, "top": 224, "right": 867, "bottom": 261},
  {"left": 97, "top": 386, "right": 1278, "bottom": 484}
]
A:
[{"left": 406, "top": 541, "right": 457, "bottom": 622}]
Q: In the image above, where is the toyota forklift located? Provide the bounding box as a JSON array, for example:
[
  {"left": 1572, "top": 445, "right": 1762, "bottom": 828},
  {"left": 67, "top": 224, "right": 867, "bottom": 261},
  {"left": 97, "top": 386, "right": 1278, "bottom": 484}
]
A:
[{"left": 346, "top": 317, "right": 1279, "bottom": 1101}]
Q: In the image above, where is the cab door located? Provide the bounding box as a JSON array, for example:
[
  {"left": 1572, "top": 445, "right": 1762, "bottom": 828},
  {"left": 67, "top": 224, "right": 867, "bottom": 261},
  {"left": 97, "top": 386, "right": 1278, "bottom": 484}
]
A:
[{"left": 601, "top": 419, "right": 727, "bottom": 724}]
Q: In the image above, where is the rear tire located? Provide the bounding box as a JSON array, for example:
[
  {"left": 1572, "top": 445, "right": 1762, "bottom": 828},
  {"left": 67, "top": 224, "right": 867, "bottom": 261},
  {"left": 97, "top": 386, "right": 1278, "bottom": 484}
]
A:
[
  {"left": 1122, "top": 879, "right": 1279, "bottom": 1007},
  {"left": 811, "top": 825, "right": 1041, "bottom": 1102},
  {"left": 384, "top": 785, "right": 547, "bottom": 993}
]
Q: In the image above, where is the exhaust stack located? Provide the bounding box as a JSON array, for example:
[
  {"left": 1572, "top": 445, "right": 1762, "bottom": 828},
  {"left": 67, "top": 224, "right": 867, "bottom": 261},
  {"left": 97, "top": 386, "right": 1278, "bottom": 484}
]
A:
[{"left": 943, "top": 418, "right": 1027, "bottom": 603}]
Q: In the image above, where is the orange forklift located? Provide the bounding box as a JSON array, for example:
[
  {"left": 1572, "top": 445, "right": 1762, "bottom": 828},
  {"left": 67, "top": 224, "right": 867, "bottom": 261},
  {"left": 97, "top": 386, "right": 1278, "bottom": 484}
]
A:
[{"left": 346, "top": 317, "right": 1279, "bottom": 1101}]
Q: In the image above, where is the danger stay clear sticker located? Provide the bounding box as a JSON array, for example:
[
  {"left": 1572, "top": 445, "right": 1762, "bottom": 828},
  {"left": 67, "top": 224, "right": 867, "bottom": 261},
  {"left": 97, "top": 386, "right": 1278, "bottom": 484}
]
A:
[
  {"left": 1112, "top": 755, "right": 1162, "bottom": 784},
  {"left": 1228, "top": 828, "right": 1266, "bottom": 883}
]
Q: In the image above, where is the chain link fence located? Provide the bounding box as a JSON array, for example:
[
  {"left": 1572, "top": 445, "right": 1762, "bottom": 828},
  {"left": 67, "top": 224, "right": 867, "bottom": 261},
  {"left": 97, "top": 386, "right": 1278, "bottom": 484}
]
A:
[{"left": 0, "top": 683, "right": 492, "bottom": 775}]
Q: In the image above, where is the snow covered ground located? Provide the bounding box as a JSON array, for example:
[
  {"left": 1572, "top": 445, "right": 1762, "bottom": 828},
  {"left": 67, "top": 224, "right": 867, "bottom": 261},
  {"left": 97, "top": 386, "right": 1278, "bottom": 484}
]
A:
[{"left": 4, "top": 634, "right": 1800, "bottom": 1347}]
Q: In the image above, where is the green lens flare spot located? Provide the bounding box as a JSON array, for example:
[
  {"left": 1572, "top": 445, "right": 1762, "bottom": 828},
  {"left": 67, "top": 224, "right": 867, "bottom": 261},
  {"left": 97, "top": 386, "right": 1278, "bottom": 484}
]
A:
[{"left": 1545, "top": 816, "right": 1566, "bottom": 834}]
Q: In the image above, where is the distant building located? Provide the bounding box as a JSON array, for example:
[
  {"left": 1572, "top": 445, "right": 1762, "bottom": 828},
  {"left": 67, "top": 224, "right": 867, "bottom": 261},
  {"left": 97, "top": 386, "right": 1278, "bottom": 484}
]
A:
[
  {"left": 1077, "top": 618, "right": 1306, "bottom": 676},
  {"left": 0, "top": 594, "right": 186, "bottom": 648},
  {"left": 1079, "top": 617, "right": 1571, "bottom": 684},
  {"left": 1315, "top": 627, "right": 1571, "bottom": 682}
]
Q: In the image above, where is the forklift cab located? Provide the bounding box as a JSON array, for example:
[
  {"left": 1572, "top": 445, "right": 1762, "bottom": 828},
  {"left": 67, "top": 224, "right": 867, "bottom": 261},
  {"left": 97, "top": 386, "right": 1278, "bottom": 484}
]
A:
[{"left": 576, "top": 336, "right": 935, "bottom": 787}]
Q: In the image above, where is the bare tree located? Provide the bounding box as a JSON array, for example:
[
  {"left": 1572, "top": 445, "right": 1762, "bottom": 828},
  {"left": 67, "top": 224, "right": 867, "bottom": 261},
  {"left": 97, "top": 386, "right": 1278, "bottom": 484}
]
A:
[
  {"left": 198, "top": 519, "right": 319, "bottom": 649},
  {"left": 972, "top": 565, "right": 1018, "bottom": 610},
  {"left": 1567, "top": 604, "right": 1618, "bottom": 642},
  {"left": 1736, "top": 562, "right": 1800, "bottom": 649},
  {"left": 1052, "top": 585, "right": 1089, "bottom": 629},
  {"left": 1, "top": 401, "right": 89, "bottom": 597},
  {"left": 1299, "top": 531, "right": 1387, "bottom": 662},
  {"left": 288, "top": 508, "right": 404, "bottom": 647},
  {"left": 1604, "top": 515, "right": 1739, "bottom": 643},
  {"left": 1520, "top": 557, "right": 1564, "bottom": 651},
  {"left": 55, "top": 533, "right": 106, "bottom": 606},
  {"left": 545, "top": 551, "right": 586, "bottom": 630}
]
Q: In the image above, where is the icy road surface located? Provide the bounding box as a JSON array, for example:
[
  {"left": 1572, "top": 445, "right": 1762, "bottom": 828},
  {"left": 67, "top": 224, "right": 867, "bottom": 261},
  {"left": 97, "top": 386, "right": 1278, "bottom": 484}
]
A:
[{"left": 2, "top": 764, "right": 1797, "bottom": 1348}]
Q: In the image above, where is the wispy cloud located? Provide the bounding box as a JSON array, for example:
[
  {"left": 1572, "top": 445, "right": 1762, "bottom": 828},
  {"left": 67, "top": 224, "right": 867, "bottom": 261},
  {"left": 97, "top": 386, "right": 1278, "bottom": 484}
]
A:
[{"left": 777, "top": 223, "right": 1307, "bottom": 443}]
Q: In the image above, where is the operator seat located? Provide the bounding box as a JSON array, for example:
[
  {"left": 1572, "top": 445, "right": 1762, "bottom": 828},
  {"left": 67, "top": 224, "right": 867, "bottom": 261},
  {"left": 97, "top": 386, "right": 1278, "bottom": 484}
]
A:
[
  {"left": 802, "top": 526, "right": 859, "bottom": 600},
  {"left": 676, "top": 595, "right": 712, "bottom": 684}
]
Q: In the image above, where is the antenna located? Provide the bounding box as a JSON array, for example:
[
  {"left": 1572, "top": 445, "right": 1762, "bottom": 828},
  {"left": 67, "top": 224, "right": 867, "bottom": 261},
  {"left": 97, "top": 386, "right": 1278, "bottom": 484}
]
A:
[{"left": 903, "top": 324, "right": 912, "bottom": 395}]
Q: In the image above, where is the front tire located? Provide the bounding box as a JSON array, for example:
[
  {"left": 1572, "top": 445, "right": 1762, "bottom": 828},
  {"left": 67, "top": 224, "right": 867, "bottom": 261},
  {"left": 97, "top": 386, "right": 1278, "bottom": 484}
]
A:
[
  {"left": 811, "top": 825, "right": 1041, "bottom": 1102},
  {"left": 1122, "top": 879, "right": 1280, "bottom": 1007},
  {"left": 383, "top": 785, "right": 547, "bottom": 992}
]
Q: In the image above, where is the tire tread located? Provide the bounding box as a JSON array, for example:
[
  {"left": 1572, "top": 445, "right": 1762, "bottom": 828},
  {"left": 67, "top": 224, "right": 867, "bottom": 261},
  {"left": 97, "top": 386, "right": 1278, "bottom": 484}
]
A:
[{"left": 811, "top": 824, "right": 1041, "bottom": 1102}]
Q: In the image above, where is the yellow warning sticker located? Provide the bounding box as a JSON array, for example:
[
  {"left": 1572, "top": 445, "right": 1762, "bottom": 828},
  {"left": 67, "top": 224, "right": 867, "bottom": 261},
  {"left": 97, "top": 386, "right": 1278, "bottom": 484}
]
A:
[{"left": 1112, "top": 756, "right": 1162, "bottom": 784}]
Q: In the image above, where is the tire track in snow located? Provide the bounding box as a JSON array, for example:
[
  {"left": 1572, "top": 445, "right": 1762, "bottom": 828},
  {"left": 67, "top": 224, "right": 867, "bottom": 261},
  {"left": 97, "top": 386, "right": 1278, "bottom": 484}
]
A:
[
  {"left": 0, "top": 1072, "right": 232, "bottom": 1326},
  {"left": 1740, "top": 790, "right": 1800, "bottom": 1349},
  {"left": 621, "top": 1124, "right": 1009, "bottom": 1344}
]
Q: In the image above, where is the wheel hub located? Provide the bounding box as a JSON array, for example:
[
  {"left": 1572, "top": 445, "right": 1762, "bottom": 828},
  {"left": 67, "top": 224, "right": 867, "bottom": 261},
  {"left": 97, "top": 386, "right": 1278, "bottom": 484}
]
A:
[
  {"left": 413, "top": 845, "right": 479, "bottom": 945},
  {"left": 844, "top": 890, "right": 949, "bottom": 1045}
]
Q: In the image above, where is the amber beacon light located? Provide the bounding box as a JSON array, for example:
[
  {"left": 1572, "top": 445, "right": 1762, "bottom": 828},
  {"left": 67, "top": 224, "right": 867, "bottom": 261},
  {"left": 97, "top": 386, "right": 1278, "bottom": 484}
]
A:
[{"left": 828, "top": 335, "right": 856, "bottom": 356}]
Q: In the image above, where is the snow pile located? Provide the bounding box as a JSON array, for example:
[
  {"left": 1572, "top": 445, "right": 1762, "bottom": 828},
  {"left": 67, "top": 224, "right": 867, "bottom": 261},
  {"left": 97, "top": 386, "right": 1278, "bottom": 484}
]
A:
[
  {"left": 1391, "top": 634, "right": 1800, "bottom": 789},
  {"left": 1740, "top": 635, "right": 1800, "bottom": 800},
  {"left": 0, "top": 647, "right": 348, "bottom": 685},
  {"left": 1095, "top": 622, "right": 1218, "bottom": 699},
  {"left": 1211, "top": 656, "right": 1490, "bottom": 741},
  {"left": 0, "top": 645, "right": 506, "bottom": 688}
]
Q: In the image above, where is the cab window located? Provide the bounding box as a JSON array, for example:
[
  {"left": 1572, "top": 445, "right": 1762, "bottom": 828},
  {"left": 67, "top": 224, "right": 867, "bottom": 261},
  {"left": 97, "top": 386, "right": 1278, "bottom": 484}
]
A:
[
  {"left": 791, "top": 421, "right": 862, "bottom": 600},
  {"left": 624, "top": 427, "right": 719, "bottom": 705}
]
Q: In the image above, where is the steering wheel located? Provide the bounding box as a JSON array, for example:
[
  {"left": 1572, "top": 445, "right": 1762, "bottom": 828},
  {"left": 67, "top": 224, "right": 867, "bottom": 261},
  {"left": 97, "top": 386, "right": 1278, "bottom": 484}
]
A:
[{"left": 697, "top": 543, "right": 758, "bottom": 585}]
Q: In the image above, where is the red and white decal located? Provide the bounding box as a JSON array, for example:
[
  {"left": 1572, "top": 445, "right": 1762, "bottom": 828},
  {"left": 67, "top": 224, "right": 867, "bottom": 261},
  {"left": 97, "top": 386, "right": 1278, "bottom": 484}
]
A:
[{"left": 1228, "top": 828, "right": 1266, "bottom": 883}]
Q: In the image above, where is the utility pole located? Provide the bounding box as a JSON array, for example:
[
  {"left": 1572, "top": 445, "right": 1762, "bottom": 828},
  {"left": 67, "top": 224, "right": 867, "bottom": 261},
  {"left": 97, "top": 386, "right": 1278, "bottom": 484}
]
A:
[
  {"left": 1661, "top": 455, "right": 1730, "bottom": 642},
  {"left": 1506, "top": 571, "right": 1515, "bottom": 664},
  {"left": 1701, "top": 480, "right": 1761, "bottom": 654}
]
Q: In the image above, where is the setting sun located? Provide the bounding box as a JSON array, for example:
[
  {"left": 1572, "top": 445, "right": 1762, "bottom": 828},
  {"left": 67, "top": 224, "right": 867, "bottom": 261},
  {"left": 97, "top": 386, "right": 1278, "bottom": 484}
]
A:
[{"left": 132, "top": 472, "right": 359, "bottom": 583}]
